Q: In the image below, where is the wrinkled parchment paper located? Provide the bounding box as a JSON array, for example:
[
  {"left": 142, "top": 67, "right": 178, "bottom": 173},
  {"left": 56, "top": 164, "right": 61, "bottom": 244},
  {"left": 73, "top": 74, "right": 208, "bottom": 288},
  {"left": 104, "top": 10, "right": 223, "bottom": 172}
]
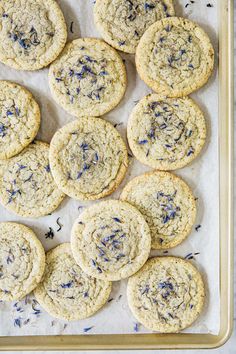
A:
[{"left": 0, "top": 0, "right": 220, "bottom": 336}]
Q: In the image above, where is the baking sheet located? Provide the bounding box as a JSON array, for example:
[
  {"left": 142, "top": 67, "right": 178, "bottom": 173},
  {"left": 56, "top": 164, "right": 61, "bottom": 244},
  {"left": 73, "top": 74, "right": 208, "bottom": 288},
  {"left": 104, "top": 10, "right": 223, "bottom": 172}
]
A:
[{"left": 0, "top": 0, "right": 220, "bottom": 336}]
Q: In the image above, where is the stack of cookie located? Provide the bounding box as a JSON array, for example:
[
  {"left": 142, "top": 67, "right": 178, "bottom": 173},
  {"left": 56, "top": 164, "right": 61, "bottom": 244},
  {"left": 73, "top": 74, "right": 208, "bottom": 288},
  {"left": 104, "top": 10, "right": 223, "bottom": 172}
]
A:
[{"left": 0, "top": 0, "right": 214, "bottom": 334}]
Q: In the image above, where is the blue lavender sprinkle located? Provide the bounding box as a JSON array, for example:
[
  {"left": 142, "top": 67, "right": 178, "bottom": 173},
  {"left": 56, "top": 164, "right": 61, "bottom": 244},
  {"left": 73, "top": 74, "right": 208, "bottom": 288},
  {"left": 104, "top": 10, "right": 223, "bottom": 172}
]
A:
[
  {"left": 118, "top": 41, "right": 126, "bottom": 46},
  {"left": 99, "top": 70, "right": 108, "bottom": 76},
  {"left": 113, "top": 217, "right": 121, "bottom": 223},
  {"left": 116, "top": 253, "right": 125, "bottom": 261},
  {"left": 138, "top": 140, "right": 148, "bottom": 145},
  {"left": 83, "top": 163, "right": 90, "bottom": 171},
  {"left": 6, "top": 110, "right": 13, "bottom": 116},
  {"left": 0, "top": 123, "right": 7, "bottom": 137},
  {"left": 144, "top": 3, "right": 155, "bottom": 11},
  {"left": 14, "top": 318, "right": 22, "bottom": 328},
  {"left": 69, "top": 69, "right": 74, "bottom": 76},
  {"left": 134, "top": 323, "right": 139, "bottom": 332},
  {"left": 158, "top": 282, "right": 173, "bottom": 290},
  {"left": 84, "top": 291, "right": 89, "bottom": 298},
  {"left": 15, "top": 107, "right": 20, "bottom": 116},
  {"left": 83, "top": 326, "right": 94, "bottom": 333},
  {"left": 61, "top": 281, "right": 74, "bottom": 289},
  {"left": 17, "top": 163, "right": 27, "bottom": 171},
  {"left": 187, "top": 147, "right": 194, "bottom": 156},
  {"left": 84, "top": 55, "right": 97, "bottom": 63}
]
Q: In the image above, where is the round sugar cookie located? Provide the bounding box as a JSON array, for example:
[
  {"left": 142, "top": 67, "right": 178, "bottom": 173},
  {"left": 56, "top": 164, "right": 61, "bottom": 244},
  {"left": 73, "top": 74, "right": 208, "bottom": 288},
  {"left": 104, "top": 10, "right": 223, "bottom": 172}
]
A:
[
  {"left": 34, "top": 243, "right": 112, "bottom": 321},
  {"left": 93, "top": 0, "right": 175, "bottom": 54},
  {"left": 120, "top": 171, "right": 196, "bottom": 249},
  {"left": 0, "top": 141, "right": 65, "bottom": 217},
  {"left": 0, "top": 81, "right": 40, "bottom": 160},
  {"left": 71, "top": 200, "right": 151, "bottom": 281},
  {"left": 0, "top": 222, "right": 45, "bottom": 301},
  {"left": 48, "top": 38, "right": 127, "bottom": 117},
  {"left": 127, "top": 94, "right": 206, "bottom": 170},
  {"left": 136, "top": 17, "right": 214, "bottom": 97},
  {"left": 127, "top": 256, "right": 205, "bottom": 333},
  {"left": 0, "top": 0, "right": 67, "bottom": 70},
  {"left": 49, "top": 118, "right": 128, "bottom": 201}
]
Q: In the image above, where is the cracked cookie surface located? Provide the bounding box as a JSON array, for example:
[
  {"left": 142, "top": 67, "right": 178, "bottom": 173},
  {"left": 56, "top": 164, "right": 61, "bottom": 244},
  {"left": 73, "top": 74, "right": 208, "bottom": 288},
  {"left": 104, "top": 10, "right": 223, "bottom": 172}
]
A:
[
  {"left": 120, "top": 171, "right": 196, "bottom": 249},
  {"left": 71, "top": 200, "right": 151, "bottom": 281},
  {"left": 127, "top": 257, "right": 205, "bottom": 333},
  {"left": 94, "top": 0, "right": 175, "bottom": 54},
  {"left": 49, "top": 38, "right": 127, "bottom": 117},
  {"left": 136, "top": 17, "right": 214, "bottom": 97},
  {"left": 127, "top": 94, "right": 206, "bottom": 170},
  {"left": 0, "top": 222, "right": 45, "bottom": 301},
  {"left": 49, "top": 118, "right": 128, "bottom": 201},
  {"left": 0, "top": 0, "right": 67, "bottom": 70},
  {"left": 34, "top": 243, "right": 112, "bottom": 321},
  {"left": 0, "top": 81, "right": 40, "bottom": 160},
  {"left": 0, "top": 141, "right": 65, "bottom": 217}
]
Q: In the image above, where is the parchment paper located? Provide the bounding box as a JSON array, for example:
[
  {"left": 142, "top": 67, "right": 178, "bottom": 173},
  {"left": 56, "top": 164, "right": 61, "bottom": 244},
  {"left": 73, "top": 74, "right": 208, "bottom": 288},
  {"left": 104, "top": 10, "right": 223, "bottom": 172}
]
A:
[{"left": 0, "top": 0, "right": 220, "bottom": 336}]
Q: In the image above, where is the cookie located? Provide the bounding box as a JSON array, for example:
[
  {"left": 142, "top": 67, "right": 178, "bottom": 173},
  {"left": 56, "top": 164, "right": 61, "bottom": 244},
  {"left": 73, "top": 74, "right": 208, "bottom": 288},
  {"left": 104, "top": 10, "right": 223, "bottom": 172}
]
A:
[
  {"left": 0, "top": 222, "right": 45, "bottom": 301},
  {"left": 34, "top": 243, "right": 112, "bottom": 321},
  {"left": 49, "top": 118, "right": 128, "bottom": 200},
  {"left": 127, "top": 94, "right": 206, "bottom": 170},
  {"left": 93, "top": 0, "right": 175, "bottom": 54},
  {"left": 0, "top": 0, "right": 67, "bottom": 71},
  {"left": 48, "top": 38, "right": 127, "bottom": 117},
  {"left": 136, "top": 17, "right": 214, "bottom": 97},
  {"left": 0, "top": 81, "right": 41, "bottom": 160},
  {"left": 127, "top": 256, "right": 205, "bottom": 333},
  {"left": 120, "top": 171, "right": 196, "bottom": 249},
  {"left": 71, "top": 200, "right": 151, "bottom": 281},
  {"left": 0, "top": 141, "right": 65, "bottom": 217}
]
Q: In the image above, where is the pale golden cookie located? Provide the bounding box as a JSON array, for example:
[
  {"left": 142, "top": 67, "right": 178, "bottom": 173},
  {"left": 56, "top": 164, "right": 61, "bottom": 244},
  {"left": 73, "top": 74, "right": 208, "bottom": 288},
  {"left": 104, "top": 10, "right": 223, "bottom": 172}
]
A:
[
  {"left": 49, "top": 38, "right": 127, "bottom": 117},
  {"left": 0, "top": 141, "right": 65, "bottom": 217},
  {"left": 34, "top": 243, "right": 112, "bottom": 321},
  {"left": 127, "top": 94, "right": 206, "bottom": 170},
  {"left": 71, "top": 200, "right": 151, "bottom": 281},
  {"left": 127, "top": 257, "right": 205, "bottom": 333},
  {"left": 120, "top": 171, "right": 196, "bottom": 249},
  {"left": 0, "top": 0, "right": 67, "bottom": 70},
  {"left": 0, "top": 81, "right": 40, "bottom": 160},
  {"left": 136, "top": 17, "right": 214, "bottom": 97},
  {"left": 49, "top": 118, "right": 128, "bottom": 201},
  {"left": 0, "top": 222, "right": 45, "bottom": 301}
]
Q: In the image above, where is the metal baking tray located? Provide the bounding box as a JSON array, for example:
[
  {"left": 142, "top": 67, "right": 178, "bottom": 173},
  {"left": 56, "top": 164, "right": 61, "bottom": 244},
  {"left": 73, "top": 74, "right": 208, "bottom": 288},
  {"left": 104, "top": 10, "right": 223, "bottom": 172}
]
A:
[{"left": 0, "top": 0, "right": 233, "bottom": 350}]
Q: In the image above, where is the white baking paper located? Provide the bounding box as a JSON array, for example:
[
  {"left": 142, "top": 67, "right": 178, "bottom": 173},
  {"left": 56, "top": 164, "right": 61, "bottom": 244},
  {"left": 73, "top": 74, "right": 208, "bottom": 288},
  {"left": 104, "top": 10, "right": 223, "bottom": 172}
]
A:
[{"left": 0, "top": 0, "right": 220, "bottom": 336}]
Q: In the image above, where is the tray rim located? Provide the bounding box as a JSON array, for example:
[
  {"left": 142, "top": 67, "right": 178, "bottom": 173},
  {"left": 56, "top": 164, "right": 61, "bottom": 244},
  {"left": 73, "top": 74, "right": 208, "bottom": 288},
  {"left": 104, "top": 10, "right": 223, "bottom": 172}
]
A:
[{"left": 0, "top": 0, "right": 234, "bottom": 350}]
